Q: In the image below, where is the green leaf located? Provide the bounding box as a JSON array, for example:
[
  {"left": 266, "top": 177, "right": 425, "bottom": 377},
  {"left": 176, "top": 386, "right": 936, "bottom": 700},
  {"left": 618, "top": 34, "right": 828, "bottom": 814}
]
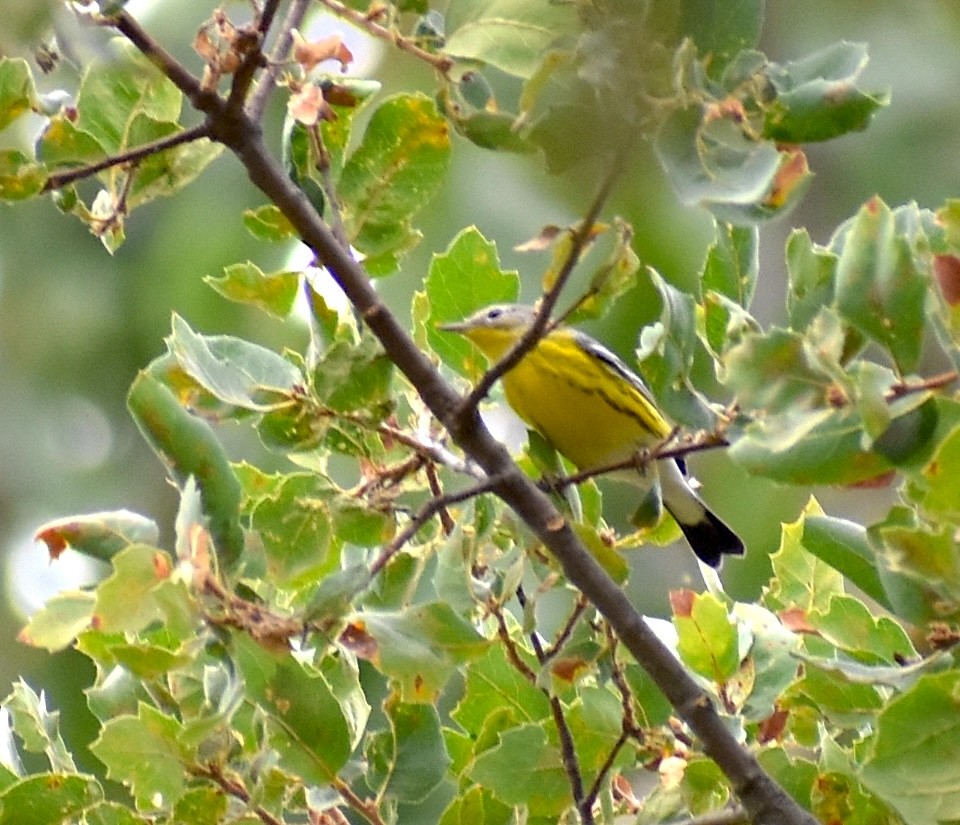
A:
[
  {"left": 656, "top": 107, "right": 809, "bottom": 223},
  {"left": 379, "top": 699, "right": 451, "bottom": 803},
  {"left": 565, "top": 685, "right": 633, "bottom": 782},
  {"left": 733, "top": 602, "right": 801, "bottom": 722},
  {"left": 33, "top": 510, "right": 159, "bottom": 563},
  {"left": 233, "top": 637, "right": 357, "bottom": 784},
  {"left": 169, "top": 314, "right": 302, "bottom": 411},
  {"left": 808, "top": 594, "right": 915, "bottom": 664},
  {"left": 679, "top": 0, "right": 765, "bottom": 76},
  {"left": 765, "top": 498, "right": 844, "bottom": 615},
  {"left": 0, "top": 58, "right": 38, "bottom": 131},
  {"left": 282, "top": 117, "right": 326, "bottom": 217},
  {"left": 564, "top": 219, "right": 641, "bottom": 324},
  {"left": 451, "top": 645, "right": 551, "bottom": 735},
  {"left": 317, "top": 77, "right": 382, "bottom": 180},
  {"left": 835, "top": 197, "right": 928, "bottom": 374},
  {"left": 35, "top": 113, "right": 108, "bottom": 169},
  {"left": 127, "top": 372, "right": 245, "bottom": 572},
  {"left": 235, "top": 466, "right": 339, "bottom": 588},
  {"left": 869, "top": 507, "right": 960, "bottom": 624},
  {"left": 171, "top": 787, "right": 228, "bottom": 825},
  {"left": 455, "top": 110, "right": 536, "bottom": 153},
  {"left": 764, "top": 42, "right": 888, "bottom": 143},
  {"left": 339, "top": 94, "right": 451, "bottom": 274},
  {"left": 786, "top": 228, "right": 839, "bottom": 331},
  {"left": 17, "top": 591, "right": 95, "bottom": 652},
  {"left": 83, "top": 800, "right": 151, "bottom": 825},
  {"left": 673, "top": 592, "right": 740, "bottom": 683},
  {"left": 72, "top": 48, "right": 180, "bottom": 155},
  {"left": 730, "top": 404, "right": 895, "bottom": 486},
  {"left": 3, "top": 680, "right": 76, "bottom": 772},
  {"left": 205, "top": 262, "right": 300, "bottom": 319},
  {"left": 93, "top": 544, "right": 171, "bottom": 634},
  {"left": 444, "top": 0, "right": 578, "bottom": 78},
  {"left": 242, "top": 204, "right": 297, "bottom": 241},
  {"left": 424, "top": 227, "right": 520, "bottom": 378},
  {"left": 362, "top": 602, "right": 490, "bottom": 702},
  {"left": 789, "top": 663, "right": 883, "bottom": 725},
  {"left": 0, "top": 773, "right": 102, "bottom": 825},
  {"left": 861, "top": 671, "right": 960, "bottom": 825},
  {"left": 703, "top": 222, "right": 758, "bottom": 308},
  {"left": 636, "top": 267, "right": 717, "bottom": 429},
  {"left": 90, "top": 703, "right": 187, "bottom": 811},
  {"left": 0, "top": 149, "right": 45, "bottom": 200},
  {"left": 467, "top": 723, "right": 570, "bottom": 816},
  {"left": 800, "top": 515, "right": 890, "bottom": 609},
  {"left": 311, "top": 334, "right": 394, "bottom": 414},
  {"left": 917, "top": 422, "right": 960, "bottom": 524}
]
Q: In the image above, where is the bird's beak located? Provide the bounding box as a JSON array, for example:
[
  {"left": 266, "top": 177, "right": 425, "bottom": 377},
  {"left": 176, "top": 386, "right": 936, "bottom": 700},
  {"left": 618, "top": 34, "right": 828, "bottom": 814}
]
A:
[{"left": 437, "top": 320, "right": 468, "bottom": 333}]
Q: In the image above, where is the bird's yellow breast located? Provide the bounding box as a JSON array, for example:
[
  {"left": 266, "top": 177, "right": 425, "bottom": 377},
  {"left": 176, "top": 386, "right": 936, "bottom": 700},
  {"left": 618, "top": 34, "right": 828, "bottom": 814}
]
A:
[{"left": 495, "top": 332, "right": 671, "bottom": 470}]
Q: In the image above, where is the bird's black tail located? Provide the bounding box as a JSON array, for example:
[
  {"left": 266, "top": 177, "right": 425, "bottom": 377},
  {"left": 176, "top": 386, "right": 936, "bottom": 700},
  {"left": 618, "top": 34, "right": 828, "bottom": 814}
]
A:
[{"left": 672, "top": 507, "right": 745, "bottom": 568}]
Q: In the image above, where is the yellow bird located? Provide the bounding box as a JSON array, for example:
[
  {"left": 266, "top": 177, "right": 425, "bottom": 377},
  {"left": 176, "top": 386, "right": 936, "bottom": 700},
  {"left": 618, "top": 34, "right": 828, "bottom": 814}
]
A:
[{"left": 441, "top": 304, "right": 744, "bottom": 567}]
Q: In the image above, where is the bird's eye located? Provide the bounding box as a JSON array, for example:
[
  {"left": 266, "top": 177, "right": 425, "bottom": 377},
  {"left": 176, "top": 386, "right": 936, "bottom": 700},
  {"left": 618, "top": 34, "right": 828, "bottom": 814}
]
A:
[{"left": 487, "top": 308, "right": 502, "bottom": 320}]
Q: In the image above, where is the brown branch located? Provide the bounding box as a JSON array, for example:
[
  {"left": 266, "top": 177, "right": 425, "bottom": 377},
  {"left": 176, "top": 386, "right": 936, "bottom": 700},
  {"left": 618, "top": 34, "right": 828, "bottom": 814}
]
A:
[
  {"left": 316, "top": 0, "right": 453, "bottom": 74},
  {"left": 463, "top": 151, "right": 628, "bottom": 412},
  {"left": 41, "top": 124, "right": 212, "bottom": 192},
  {"left": 679, "top": 808, "right": 751, "bottom": 825},
  {"left": 541, "top": 594, "right": 589, "bottom": 661},
  {"left": 248, "top": 0, "right": 313, "bottom": 120},
  {"left": 887, "top": 369, "right": 957, "bottom": 399},
  {"left": 497, "top": 592, "right": 590, "bottom": 821},
  {"left": 190, "top": 763, "right": 284, "bottom": 825},
  {"left": 424, "top": 462, "right": 456, "bottom": 534},
  {"left": 226, "top": 0, "right": 280, "bottom": 109},
  {"left": 221, "top": 124, "right": 816, "bottom": 825},
  {"left": 119, "top": 24, "right": 819, "bottom": 818},
  {"left": 545, "top": 428, "right": 729, "bottom": 492},
  {"left": 367, "top": 476, "right": 502, "bottom": 579},
  {"left": 106, "top": 11, "right": 209, "bottom": 106},
  {"left": 330, "top": 777, "right": 388, "bottom": 825}
]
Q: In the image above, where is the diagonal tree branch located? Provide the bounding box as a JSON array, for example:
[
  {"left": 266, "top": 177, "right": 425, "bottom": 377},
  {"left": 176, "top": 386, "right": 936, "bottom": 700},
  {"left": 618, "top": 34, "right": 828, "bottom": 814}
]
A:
[
  {"left": 101, "top": 9, "right": 818, "bottom": 824},
  {"left": 247, "top": 0, "right": 313, "bottom": 120},
  {"left": 42, "top": 124, "right": 212, "bottom": 192},
  {"left": 214, "top": 113, "right": 817, "bottom": 825},
  {"left": 462, "top": 149, "right": 628, "bottom": 413}
]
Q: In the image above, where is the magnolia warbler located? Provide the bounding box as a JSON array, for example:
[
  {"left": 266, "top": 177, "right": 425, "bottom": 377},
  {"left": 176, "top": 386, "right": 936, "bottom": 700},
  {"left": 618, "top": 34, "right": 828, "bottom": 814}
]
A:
[{"left": 441, "top": 304, "right": 744, "bottom": 567}]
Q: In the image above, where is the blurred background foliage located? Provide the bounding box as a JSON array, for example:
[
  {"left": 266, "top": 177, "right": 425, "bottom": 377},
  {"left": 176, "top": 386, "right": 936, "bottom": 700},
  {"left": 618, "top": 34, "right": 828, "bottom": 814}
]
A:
[{"left": 2, "top": 0, "right": 959, "bottom": 769}]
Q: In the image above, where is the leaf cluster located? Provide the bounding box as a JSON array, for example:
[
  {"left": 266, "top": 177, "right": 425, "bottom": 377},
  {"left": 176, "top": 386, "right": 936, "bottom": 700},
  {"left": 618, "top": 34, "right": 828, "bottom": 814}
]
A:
[{"left": 0, "top": 2, "right": 959, "bottom": 825}]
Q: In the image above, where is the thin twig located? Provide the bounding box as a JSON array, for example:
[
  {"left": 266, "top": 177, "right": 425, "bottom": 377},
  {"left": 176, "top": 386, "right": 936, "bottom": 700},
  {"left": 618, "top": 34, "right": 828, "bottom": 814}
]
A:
[
  {"left": 367, "top": 475, "right": 501, "bottom": 579},
  {"left": 490, "top": 601, "right": 539, "bottom": 683},
  {"left": 580, "top": 625, "right": 643, "bottom": 811},
  {"left": 309, "top": 124, "right": 350, "bottom": 247},
  {"left": 493, "top": 596, "right": 591, "bottom": 822},
  {"left": 425, "top": 462, "right": 456, "bottom": 534},
  {"left": 248, "top": 0, "right": 313, "bottom": 120},
  {"left": 106, "top": 11, "right": 208, "bottom": 106},
  {"left": 316, "top": 0, "right": 453, "bottom": 74},
  {"left": 583, "top": 730, "right": 629, "bottom": 812},
  {"left": 42, "top": 124, "right": 212, "bottom": 192},
  {"left": 226, "top": 0, "right": 279, "bottom": 110},
  {"left": 463, "top": 148, "right": 630, "bottom": 413},
  {"left": 672, "top": 808, "right": 750, "bottom": 825},
  {"left": 190, "top": 763, "right": 284, "bottom": 825},
  {"left": 546, "top": 429, "right": 730, "bottom": 492},
  {"left": 541, "top": 594, "right": 589, "bottom": 661},
  {"left": 331, "top": 776, "right": 388, "bottom": 825},
  {"left": 887, "top": 369, "right": 957, "bottom": 399}
]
